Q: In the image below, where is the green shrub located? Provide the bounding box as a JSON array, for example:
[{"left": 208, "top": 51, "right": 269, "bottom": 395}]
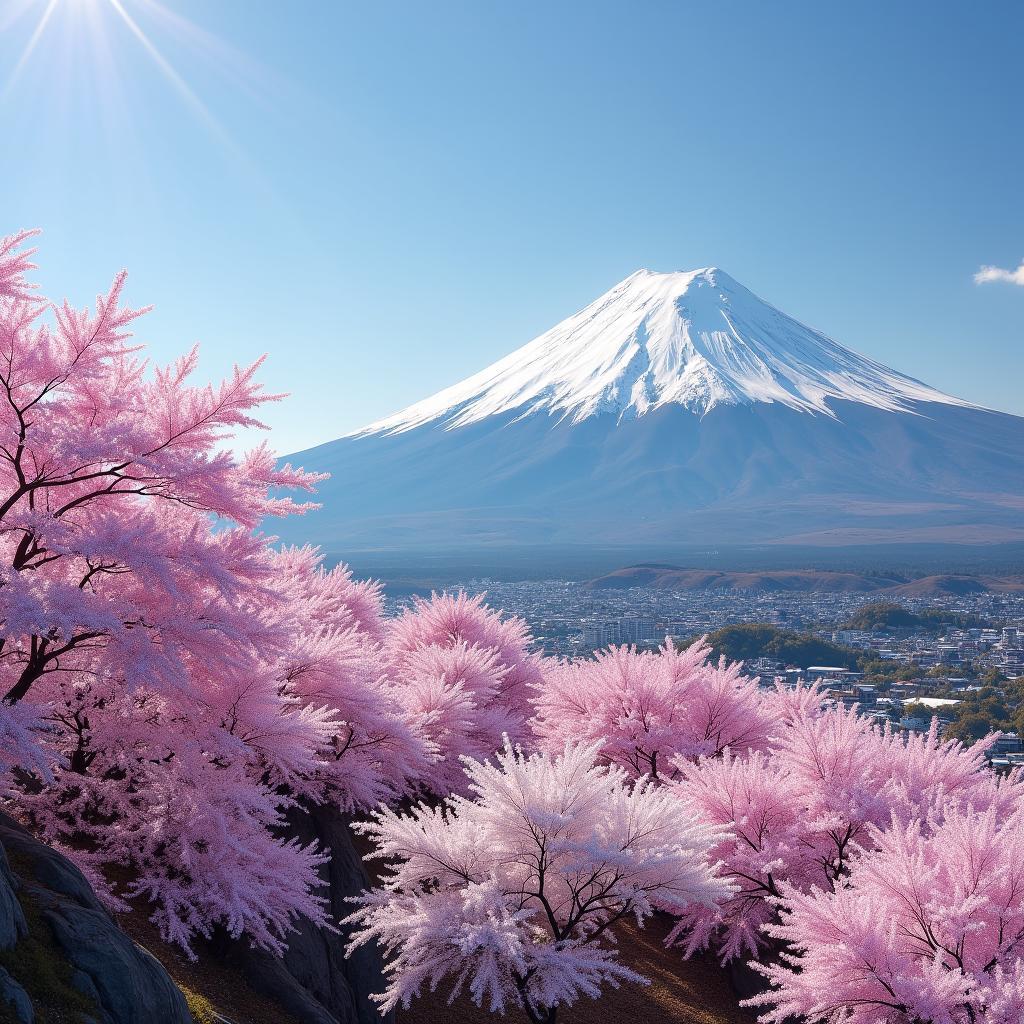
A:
[{"left": 684, "top": 623, "right": 861, "bottom": 670}]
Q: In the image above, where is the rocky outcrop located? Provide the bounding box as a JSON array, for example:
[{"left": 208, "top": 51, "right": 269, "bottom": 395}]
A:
[
  {"left": 0, "top": 965, "right": 33, "bottom": 1022},
  {"left": 228, "top": 804, "right": 390, "bottom": 1024},
  {"left": 0, "top": 812, "right": 192, "bottom": 1024}
]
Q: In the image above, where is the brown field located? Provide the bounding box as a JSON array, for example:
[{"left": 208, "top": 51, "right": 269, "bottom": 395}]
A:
[
  {"left": 397, "top": 916, "right": 757, "bottom": 1024},
  {"left": 121, "top": 905, "right": 756, "bottom": 1024}
]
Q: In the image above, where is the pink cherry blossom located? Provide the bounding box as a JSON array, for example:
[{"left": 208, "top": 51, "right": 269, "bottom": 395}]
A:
[
  {"left": 346, "top": 740, "right": 732, "bottom": 1024},
  {"left": 386, "top": 591, "right": 542, "bottom": 793},
  {"left": 532, "top": 639, "right": 773, "bottom": 780},
  {"left": 671, "top": 699, "right": 1024, "bottom": 967},
  {"left": 0, "top": 230, "right": 427, "bottom": 954},
  {"left": 752, "top": 806, "right": 1024, "bottom": 1024}
]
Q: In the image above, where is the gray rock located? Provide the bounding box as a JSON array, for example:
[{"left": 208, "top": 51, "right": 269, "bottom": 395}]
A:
[
  {"left": 234, "top": 950, "right": 341, "bottom": 1024},
  {"left": 229, "top": 803, "right": 390, "bottom": 1024},
  {"left": 71, "top": 967, "right": 102, "bottom": 1003},
  {"left": 39, "top": 898, "right": 190, "bottom": 1024},
  {"left": 0, "top": 841, "right": 28, "bottom": 950},
  {"left": 0, "top": 819, "right": 103, "bottom": 912},
  {"left": 0, "top": 964, "right": 34, "bottom": 1022},
  {"left": 0, "top": 813, "right": 192, "bottom": 1024}
]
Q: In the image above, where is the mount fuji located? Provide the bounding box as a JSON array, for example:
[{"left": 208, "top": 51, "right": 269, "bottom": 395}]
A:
[{"left": 280, "top": 269, "right": 1024, "bottom": 552}]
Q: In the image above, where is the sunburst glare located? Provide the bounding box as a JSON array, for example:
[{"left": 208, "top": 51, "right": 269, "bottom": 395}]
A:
[{"left": 2, "top": 0, "right": 251, "bottom": 153}]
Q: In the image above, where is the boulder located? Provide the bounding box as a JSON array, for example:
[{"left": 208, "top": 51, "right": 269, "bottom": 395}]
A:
[
  {"left": 0, "top": 965, "right": 33, "bottom": 1022},
  {"left": 228, "top": 803, "right": 390, "bottom": 1024},
  {"left": 0, "top": 840, "right": 27, "bottom": 950},
  {"left": 0, "top": 812, "right": 192, "bottom": 1024}
]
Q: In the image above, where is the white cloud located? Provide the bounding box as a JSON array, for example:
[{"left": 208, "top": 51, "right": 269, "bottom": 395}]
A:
[{"left": 974, "top": 260, "right": 1024, "bottom": 286}]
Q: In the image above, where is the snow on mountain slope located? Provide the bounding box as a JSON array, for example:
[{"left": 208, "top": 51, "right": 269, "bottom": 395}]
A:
[
  {"left": 279, "top": 268, "right": 1024, "bottom": 553},
  {"left": 355, "top": 268, "right": 972, "bottom": 437}
]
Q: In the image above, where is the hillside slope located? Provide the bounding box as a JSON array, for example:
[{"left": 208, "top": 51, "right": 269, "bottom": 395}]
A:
[{"left": 583, "top": 566, "right": 1024, "bottom": 594}]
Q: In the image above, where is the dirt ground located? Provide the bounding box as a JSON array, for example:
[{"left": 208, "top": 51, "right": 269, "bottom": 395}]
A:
[
  {"left": 121, "top": 905, "right": 756, "bottom": 1024},
  {"left": 118, "top": 907, "right": 300, "bottom": 1024},
  {"left": 396, "top": 916, "right": 758, "bottom": 1024}
]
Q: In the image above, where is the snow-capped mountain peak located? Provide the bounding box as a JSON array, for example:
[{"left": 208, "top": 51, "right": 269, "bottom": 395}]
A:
[{"left": 355, "top": 267, "right": 970, "bottom": 437}]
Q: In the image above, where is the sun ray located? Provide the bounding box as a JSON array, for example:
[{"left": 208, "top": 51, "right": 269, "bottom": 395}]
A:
[
  {"left": 104, "top": 0, "right": 283, "bottom": 204},
  {"left": 135, "top": 0, "right": 272, "bottom": 102},
  {"left": 2, "top": 0, "right": 60, "bottom": 101},
  {"left": 3, "top": 0, "right": 277, "bottom": 204},
  {"left": 103, "top": 0, "right": 225, "bottom": 139}
]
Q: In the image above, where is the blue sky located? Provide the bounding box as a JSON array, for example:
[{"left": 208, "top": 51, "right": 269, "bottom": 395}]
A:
[{"left": 3, "top": 0, "right": 1022, "bottom": 454}]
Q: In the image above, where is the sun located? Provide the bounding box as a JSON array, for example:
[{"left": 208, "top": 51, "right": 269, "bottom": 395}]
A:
[{"left": 3, "top": 0, "right": 221, "bottom": 134}]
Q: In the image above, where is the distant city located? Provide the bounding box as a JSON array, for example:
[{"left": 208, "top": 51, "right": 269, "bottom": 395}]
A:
[
  {"left": 386, "top": 580, "right": 1024, "bottom": 766},
  {"left": 385, "top": 580, "right": 1024, "bottom": 661}
]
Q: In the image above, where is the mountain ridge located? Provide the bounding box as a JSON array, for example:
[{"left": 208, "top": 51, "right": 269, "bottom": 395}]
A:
[
  {"left": 352, "top": 267, "right": 974, "bottom": 438},
  {"left": 582, "top": 565, "right": 1024, "bottom": 595},
  {"left": 280, "top": 270, "right": 1024, "bottom": 553}
]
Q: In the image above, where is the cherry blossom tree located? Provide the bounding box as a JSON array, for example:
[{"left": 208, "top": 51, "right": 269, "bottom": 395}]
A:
[
  {"left": 258, "top": 545, "right": 431, "bottom": 810},
  {"left": 346, "top": 740, "right": 732, "bottom": 1024},
  {"left": 531, "top": 639, "right": 773, "bottom": 781},
  {"left": 670, "top": 701, "right": 1022, "bottom": 965},
  {"left": 385, "top": 591, "right": 542, "bottom": 793},
  {"left": 751, "top": 805, "right": 1024, "bottom": 1024},
  {"left": 0, "top": 228, "right": 318, "bottom": 708},
  {"left": 0, "top": 230, "right": 428, "bottom": 954},
  {"left": 668, "top": 749, "right": 819, "bottom": 962}
]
